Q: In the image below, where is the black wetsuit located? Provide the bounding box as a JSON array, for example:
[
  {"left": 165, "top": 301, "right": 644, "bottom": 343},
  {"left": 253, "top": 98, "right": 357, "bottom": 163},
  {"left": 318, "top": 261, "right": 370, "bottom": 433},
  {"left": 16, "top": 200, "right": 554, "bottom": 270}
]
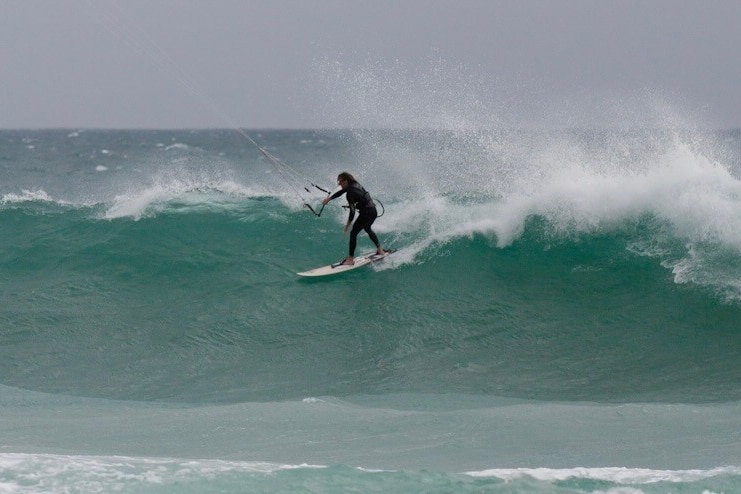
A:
[{"left": 329, "top": 181, "right": 381, "bottom": 256}]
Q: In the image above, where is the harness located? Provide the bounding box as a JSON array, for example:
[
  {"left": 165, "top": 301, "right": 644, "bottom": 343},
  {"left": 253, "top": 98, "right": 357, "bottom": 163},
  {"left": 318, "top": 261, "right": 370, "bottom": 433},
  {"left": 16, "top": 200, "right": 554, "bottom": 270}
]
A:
[{"left": 347, "top": 182, "right": 374, "bottom": 211}]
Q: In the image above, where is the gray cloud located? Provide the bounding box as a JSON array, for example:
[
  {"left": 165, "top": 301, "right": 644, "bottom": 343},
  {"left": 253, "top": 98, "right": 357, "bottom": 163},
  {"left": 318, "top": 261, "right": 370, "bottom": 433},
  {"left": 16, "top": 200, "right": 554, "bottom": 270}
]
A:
[{"left": 2, "top": 0, "right": 740, "bottom": 129}]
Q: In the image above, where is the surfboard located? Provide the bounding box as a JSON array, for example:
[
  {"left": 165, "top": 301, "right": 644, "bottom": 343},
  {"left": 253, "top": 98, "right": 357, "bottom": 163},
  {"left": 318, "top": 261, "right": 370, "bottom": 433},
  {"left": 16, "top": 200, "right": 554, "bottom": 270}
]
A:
[{"left": 297, "top": 249, "right": 396, "bottom": 277}]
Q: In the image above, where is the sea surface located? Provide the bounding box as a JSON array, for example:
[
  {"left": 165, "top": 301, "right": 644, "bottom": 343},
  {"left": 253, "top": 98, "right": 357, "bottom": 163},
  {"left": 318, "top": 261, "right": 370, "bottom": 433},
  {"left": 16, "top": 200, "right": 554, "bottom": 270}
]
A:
[{"left": 1, "top": 128, "right": 740, "bottom": 493}]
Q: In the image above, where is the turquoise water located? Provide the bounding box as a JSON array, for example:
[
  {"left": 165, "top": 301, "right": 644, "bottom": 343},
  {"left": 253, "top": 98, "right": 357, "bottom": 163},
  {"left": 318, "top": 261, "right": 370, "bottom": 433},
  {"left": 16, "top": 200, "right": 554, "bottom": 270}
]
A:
[{"left": 1, "top": 128, "right": 740, "bottom": 492}]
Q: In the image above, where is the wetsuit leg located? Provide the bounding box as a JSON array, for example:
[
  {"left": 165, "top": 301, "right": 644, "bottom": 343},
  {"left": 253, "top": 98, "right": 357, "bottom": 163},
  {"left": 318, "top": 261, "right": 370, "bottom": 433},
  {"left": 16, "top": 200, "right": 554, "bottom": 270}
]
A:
[
  {"left": 348, "top": 225, "right": 360, "bottom": 256},
  {"left": 348, "top": 208, "right": 378, "bottom": 256},
  {"left": 364, "top": 224, "right": 380, "bottom": 248}
]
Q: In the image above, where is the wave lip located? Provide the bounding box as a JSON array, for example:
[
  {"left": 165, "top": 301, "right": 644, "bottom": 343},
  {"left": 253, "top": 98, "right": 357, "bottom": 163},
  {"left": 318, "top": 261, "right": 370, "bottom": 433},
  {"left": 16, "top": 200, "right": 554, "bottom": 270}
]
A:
[
  {"left": 2, "top": 189, "right": 58, "bottom": 204},
  {"left": 102, "top": 179, "right": 277, "bottom": 220}
]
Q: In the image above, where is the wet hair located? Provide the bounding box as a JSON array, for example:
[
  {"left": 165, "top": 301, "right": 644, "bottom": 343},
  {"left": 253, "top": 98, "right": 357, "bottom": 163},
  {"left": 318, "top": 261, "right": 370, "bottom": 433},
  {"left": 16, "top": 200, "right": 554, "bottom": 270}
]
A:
[{"left": 337, "top": 172, "right": 356, "bottom": 183}]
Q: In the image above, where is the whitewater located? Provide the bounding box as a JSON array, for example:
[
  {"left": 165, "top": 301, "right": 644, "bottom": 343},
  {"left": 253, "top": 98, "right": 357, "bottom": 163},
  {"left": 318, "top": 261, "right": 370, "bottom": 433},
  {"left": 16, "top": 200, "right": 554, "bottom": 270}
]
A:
[{"left": 1, "top": 127, "right": 740, "bottom": 492}]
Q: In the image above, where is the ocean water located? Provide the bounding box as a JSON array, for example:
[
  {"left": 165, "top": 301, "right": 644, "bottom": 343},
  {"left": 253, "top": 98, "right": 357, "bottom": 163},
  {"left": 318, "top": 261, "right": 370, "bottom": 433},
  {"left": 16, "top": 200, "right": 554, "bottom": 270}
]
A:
[{"left": 1, "top": 128, "right": 741, "bottom": 493}]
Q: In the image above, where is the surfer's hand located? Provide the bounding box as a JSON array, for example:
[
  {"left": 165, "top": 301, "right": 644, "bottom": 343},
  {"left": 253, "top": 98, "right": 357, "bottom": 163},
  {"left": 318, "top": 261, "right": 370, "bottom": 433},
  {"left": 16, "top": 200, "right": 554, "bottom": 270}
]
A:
[
  {"left": 344, "top": 223, "right": 350, "bottom": 234},
  {"left": 322, "top": 197, "right": 330, "bottom": 205}
]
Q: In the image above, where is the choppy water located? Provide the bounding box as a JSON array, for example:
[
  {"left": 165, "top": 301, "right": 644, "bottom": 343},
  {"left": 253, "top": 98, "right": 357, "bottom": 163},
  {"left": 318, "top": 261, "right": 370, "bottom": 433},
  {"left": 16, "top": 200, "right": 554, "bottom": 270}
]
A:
[{"left": 1, "top": 128, "right": 740, "bottom": 492}]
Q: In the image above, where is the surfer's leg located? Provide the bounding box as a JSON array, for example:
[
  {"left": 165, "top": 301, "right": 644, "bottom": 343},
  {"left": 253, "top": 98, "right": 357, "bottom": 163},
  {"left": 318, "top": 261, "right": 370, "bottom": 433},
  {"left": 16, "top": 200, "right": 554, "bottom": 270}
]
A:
[
  {"left": 361, "top": 209, "right": 384, "bottom": 254},
  {"left": 348, "top": 221, "right": 363, "bottom": 259},
  {"left": 341, "top": 237, "right": 358, "bottom": 265},
  {"left": 365, "top": 227, "right": 384, "bottom": 254}
]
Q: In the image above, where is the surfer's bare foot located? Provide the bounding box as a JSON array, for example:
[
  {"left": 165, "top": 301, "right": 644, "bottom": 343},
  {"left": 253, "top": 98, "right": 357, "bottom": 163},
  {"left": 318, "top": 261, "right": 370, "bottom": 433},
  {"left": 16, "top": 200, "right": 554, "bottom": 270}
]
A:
[
  {"left": 341, "top": 257, "right": 355, "bottom": 266},
  {"left": 377, "top": 248, "right": 386, "bottom": 255}
]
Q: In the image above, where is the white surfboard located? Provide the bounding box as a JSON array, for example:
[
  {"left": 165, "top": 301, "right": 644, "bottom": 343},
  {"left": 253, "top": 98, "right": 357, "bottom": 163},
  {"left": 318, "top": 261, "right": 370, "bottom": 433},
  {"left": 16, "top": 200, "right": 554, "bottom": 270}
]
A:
[{"left": 297, "top": 250, "right": 396, "bottom": 277}]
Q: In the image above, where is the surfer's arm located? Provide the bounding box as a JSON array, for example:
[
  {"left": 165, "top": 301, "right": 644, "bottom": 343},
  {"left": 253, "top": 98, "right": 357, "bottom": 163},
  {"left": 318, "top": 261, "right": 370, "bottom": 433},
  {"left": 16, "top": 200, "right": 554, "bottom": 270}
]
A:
[
  {"left": 322, "top": 189, "right": 346, "bottom": 205},
  {"left": 343, "top": 205, "right": 355, "bottom": 233}
]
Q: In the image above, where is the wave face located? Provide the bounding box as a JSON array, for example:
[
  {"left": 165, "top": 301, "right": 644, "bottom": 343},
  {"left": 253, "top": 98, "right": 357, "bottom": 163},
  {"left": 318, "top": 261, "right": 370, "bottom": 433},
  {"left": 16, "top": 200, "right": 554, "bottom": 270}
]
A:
[
  {"left": 2, "top": 129, "right": 741, "bottom": 404},
  {"left": 2, "top": 129, "right": 741, "bottom": 491}
]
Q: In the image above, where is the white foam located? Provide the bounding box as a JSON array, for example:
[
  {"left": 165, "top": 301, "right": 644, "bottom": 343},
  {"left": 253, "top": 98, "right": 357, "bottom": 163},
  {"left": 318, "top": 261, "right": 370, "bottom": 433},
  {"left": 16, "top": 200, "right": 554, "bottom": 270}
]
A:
[
  {"left": 301, "top": 397, "right": 325, "bottom": 404},
  {"left": 164, "top": 142, "right": 191, "bottom": 152},
  {"left": 457, "top": 137, "right": 741, "bottom": 250},
  {"left": 465, "top": 465, "right": 741, "bottom": 484},
  {"left": 2, "top": 189, "right": 55, "bottom": 204},
  {"left": 102, "top": 176, "right": 275, "bottom": 220},
  {"left": 0, "top": 453, "right": 327, "bottom": 492},
  {"left": 385, "top": 133, "right": 733, "bottom": 236}
]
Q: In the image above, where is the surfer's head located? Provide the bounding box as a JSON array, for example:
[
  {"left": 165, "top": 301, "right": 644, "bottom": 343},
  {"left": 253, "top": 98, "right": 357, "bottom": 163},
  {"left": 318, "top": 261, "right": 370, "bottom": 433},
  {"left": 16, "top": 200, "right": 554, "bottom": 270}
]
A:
[{"left": 337, "top": 172, "right": 356, "bottom": 188}]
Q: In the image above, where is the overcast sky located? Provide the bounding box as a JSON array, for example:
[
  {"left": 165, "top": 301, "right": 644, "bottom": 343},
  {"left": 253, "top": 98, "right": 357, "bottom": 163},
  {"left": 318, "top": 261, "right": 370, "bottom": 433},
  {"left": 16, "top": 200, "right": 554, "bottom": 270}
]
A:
[{"left": 2, "top": 0, "right": 741, "bottom": 129}]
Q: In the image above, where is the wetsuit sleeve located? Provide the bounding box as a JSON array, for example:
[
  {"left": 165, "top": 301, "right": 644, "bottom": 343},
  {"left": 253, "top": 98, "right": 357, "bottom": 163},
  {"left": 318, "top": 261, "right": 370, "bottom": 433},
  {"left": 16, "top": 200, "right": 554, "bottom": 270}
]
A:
[
  {"left": 329, "top": 189, "right": 346, "bottom": 201},
  {"left": 347, "top": 205, "right": 355, "bottom": 223}
]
